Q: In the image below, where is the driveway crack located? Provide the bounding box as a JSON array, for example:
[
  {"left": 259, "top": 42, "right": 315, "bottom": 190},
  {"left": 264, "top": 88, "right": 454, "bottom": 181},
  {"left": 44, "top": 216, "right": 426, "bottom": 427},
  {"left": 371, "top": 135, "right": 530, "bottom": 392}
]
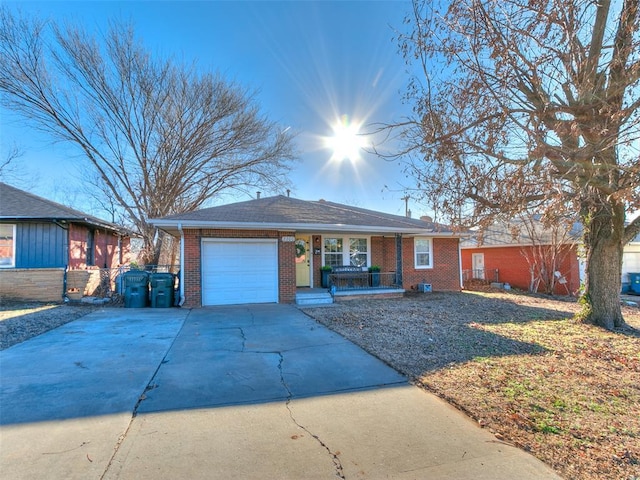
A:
[
  {"left": 276, "top": 352, "right": 346, "bottom": 480},
  {"left": 238, "top": 326, "right": 247, "bottom": 351},
  {"left": 99, "top": 309, "right": 192, "bottom": 480}
]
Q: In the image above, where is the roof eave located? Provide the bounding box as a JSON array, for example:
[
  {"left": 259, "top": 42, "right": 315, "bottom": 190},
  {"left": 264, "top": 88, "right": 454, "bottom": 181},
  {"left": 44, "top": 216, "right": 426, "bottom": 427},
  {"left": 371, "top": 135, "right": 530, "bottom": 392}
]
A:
[
  {"left": 0, "top": 216, "right": 128, "bottom": 235},
  {"left": 150, "top": 219, "right": 462, "bottom": 237}
]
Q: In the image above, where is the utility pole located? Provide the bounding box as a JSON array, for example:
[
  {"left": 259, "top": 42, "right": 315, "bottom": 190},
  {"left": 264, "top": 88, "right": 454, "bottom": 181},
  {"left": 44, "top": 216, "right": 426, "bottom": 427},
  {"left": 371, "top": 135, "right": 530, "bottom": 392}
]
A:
[{"left": 402, "top": 195, "right": 410, "bottom": 217}]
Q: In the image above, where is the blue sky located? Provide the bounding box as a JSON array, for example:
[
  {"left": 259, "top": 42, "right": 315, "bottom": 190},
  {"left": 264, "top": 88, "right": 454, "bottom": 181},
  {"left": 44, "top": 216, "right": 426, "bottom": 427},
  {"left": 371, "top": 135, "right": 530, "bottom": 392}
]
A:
[{"left": 1, "top": 0, "right": 423, "bottom": 218}]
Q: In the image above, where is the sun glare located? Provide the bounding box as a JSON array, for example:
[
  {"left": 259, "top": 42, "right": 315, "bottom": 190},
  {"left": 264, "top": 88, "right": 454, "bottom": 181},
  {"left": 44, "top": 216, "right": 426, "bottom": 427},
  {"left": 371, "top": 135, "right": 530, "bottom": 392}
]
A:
[{"left": 325, "top": 115, "right": 366, "bottom": 163}]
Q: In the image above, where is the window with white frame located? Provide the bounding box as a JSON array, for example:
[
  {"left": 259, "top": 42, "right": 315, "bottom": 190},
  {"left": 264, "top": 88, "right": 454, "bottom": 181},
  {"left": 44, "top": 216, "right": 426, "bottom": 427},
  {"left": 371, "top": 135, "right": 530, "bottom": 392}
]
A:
[
  {"left": 0, "top": 224, "right": 16, "bottom": 268},
  {"left": 414, "top": 237, "right": 433, "bottom": 268},
  {"left": 349, "top": 238, "right": 368, "bottom": 267},
  {"left": 323, "top": 237, "right": 344, "bottom": 267},
  {"left": 323, "top": 236, "right": 370, "bottom": 268}
]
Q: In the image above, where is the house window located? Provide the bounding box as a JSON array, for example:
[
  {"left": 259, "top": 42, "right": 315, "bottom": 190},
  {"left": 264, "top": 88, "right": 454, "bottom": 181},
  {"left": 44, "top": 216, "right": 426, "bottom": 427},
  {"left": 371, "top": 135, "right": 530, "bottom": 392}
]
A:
[
  {"left": 323, "top": 237, "right": 343, "bottom": 267},
  {"left": 349, "top": 238, "right": 368, "bottom": 267},
  {"left": 415, "top": 237, "right": 433, "bottom": 269},
  {"left": 0, "top": 224, "right": 16, "bottom": 268},
  {"left": 323, "top": 236, "right": 370, "bottom": 267},
  {"left": 87, "top": 229, "right": 95, "bottom": 266}
]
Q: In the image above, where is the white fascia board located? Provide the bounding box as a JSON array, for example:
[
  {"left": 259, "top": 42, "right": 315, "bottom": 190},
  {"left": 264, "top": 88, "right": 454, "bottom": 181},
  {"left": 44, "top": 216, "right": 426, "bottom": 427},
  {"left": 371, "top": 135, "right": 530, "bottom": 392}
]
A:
[{"left": 149, "top": 219, "right": 460, "bottom": 236}]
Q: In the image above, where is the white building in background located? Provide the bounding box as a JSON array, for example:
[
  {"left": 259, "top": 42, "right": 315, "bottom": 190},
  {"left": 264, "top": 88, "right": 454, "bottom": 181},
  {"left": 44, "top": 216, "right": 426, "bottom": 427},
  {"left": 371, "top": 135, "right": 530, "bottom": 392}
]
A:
[{"left": 622, "top": 233, "right": 640, "bottom": 293}]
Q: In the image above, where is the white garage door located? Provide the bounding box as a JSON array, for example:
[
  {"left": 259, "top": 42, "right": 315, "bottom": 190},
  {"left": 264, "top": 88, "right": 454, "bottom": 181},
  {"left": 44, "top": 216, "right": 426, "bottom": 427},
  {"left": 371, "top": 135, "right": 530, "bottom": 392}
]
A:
[{"left": 201, "top": 239, "right": 279, "bottom": 306}]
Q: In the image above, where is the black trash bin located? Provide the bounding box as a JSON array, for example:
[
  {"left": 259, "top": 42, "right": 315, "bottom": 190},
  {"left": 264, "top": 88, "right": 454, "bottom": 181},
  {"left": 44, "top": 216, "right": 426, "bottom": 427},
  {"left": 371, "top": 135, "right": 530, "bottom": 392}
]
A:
[
  {"left": 123, "top": 271, "right": 149, "bottom": 308},
  {"left": 150, "top": 272, "right": 175, "bottom": 308}
]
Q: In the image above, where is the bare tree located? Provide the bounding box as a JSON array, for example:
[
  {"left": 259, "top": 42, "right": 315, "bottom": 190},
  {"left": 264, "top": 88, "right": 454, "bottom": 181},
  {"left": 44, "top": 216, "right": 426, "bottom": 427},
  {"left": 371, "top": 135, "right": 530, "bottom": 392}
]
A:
[
  {"left": 388, "top": 0, "right": 640, "bottom": 329},
  {"left": 0, "top": 143, "right": 28, "bottom": 187},
  {"left": 0, "top": 9, "right": 297, "bottom": 263},
  {"left": 515, "top": 213, "right": 578, "bottom": 295}
]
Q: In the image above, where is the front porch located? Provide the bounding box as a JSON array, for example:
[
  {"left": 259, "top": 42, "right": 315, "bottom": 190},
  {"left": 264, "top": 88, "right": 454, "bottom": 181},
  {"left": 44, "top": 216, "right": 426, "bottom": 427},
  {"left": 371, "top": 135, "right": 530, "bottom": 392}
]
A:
[{"left": 295, "top": 284, "right": 406, "bottom": 306}]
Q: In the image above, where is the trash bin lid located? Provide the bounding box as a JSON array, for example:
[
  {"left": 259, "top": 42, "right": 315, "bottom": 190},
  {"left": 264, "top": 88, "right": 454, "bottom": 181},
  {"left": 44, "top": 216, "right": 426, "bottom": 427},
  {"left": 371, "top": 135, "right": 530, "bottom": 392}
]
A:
[{"left": 123, "top": 270, "right": 149, "bottom": 285}]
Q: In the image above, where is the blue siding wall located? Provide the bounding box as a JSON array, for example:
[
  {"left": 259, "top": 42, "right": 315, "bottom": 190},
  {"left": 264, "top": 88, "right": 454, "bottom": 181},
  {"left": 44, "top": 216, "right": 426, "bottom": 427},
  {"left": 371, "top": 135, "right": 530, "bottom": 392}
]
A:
[{"left": 15, "top": 223, "right": 67, "bottom": 268}]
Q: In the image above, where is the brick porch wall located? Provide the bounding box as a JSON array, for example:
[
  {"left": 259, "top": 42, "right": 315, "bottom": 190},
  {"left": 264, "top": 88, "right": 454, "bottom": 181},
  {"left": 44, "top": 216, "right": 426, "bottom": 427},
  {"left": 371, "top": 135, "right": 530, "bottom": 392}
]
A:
[
  {"left": 402, "top": 237, "right": 461, "bottom": 291},
  {"left": 312, "top": 235, "right": 322, "bottom": 287},
  {"left": 182, "top": 229, "right": 296, "bottom": 307},
  {"left": 371, "top": 236, "right": 397, "bottom": 272},
  {"left": 312, "top": 235, "right": 461, "bottom": 291}
]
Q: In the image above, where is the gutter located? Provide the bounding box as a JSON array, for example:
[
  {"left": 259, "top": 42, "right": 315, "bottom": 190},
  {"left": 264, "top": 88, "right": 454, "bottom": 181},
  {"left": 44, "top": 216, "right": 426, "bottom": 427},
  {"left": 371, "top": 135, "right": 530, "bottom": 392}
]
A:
[
  {"left": 458, "top": 238, "right": 464, "bottom": 290},
  {"left": 177, "top": 222, "right": 185, "bottom": 306},
  {"left": 150, "top": 219, "right": 461, "bottom": 237}
]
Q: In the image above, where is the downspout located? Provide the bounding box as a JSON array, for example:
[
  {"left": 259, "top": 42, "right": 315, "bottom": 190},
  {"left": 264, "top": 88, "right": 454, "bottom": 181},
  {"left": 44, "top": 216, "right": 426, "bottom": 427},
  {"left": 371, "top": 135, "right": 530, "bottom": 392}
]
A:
[
  {"left": 117, "top": 235, "right": 122, "bottom": 265},
  {"left": 63, "top": 221, "right": 70, "bottom": 302},
  {"left": 177, "top": 223, "right": 186, "bottom": 306},
  {"left": 395, "top": 233, "right": 403, "bottom": 287},
  {"left": 458, "top": 238, "right": 464, "bottom": 291}
]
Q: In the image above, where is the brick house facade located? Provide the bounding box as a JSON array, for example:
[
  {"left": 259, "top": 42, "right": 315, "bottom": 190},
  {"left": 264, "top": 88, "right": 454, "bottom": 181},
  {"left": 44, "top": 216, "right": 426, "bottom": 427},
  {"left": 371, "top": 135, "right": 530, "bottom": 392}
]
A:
[
  {"left": 153, "top": 196, "right": 464, "bottom": 307},
  {"left": 460, "top": 218, "right": 582, "bottom": 295},
  {"left": 182, "top": 228, "right": 297, "bottom": 308},
  {"left": 0, "top": 182, "right": 131, "bottom": 302},
  {"left": 461, "top": 244, "right": 581, "bottom": 295}
]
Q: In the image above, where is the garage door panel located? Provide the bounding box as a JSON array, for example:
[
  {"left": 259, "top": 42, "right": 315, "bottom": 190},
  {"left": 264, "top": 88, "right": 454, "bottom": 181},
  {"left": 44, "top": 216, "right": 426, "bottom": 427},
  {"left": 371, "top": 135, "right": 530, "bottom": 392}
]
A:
[{"left": 202, "top": 239, "right": 278, "bottom": 306}]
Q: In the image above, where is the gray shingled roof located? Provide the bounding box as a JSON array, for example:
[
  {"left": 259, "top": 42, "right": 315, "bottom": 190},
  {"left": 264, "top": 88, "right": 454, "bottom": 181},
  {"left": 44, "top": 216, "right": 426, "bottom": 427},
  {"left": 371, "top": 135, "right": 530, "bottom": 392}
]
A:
[
  {"left": 153, "top": 195, "right": 459, "bottom": 235},
  {"left": 461, "top": 217, "right": 582, "bottom": 248},
  {"left": 0, "top": 182, "right": 124, "bottom": 233}
]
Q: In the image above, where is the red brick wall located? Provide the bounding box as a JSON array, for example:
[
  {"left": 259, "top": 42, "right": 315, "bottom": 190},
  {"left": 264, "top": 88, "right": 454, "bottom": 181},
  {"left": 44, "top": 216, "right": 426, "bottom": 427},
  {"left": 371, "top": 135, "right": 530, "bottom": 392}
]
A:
[
  {"left": 312, "top": 235, "right": 322, "bottom": 288},
  {"left": 182, "top": 229, "right": 296, "bottom": 307},
  {"left": 370, "top": 236, "right": 397, "bottom": 272},
  {"left": 312, "top": 235, "right": 399, "bottom": 287},
  {"left": 279, "top": 237, "right": 296, "bottom": 303},
  {"left": 461, "top": 245, "right": 580, "bottom": 295},
  {"left": 182, "top": 231, "right": 463, "bottom": 305},
  {"left": 183, "top": 229, "right": 202, "bottom": 307},
  {"left": 402, "top": 237, "right": 461, "bottom": 291}
]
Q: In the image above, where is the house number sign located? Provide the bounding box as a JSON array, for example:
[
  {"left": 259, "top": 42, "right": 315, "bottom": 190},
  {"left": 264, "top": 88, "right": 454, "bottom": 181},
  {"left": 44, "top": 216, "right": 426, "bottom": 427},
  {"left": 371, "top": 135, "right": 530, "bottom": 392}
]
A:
[{"left": 281, "top": 236, "right": 295, "bottom": 242}]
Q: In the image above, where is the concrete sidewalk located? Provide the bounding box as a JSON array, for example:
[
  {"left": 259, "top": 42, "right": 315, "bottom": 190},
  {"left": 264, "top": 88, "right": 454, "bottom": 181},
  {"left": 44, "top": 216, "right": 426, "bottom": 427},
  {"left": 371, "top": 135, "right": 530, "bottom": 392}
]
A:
[{"left": 1, "top": 304, "right": 562, "bottom": 479}]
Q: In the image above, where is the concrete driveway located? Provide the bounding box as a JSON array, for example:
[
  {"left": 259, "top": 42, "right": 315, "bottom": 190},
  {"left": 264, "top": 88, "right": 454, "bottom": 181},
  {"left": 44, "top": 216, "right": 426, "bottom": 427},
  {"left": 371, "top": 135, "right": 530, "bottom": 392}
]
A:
[{"left": 0, "top": 304, "right": 561, "bottom": 479}]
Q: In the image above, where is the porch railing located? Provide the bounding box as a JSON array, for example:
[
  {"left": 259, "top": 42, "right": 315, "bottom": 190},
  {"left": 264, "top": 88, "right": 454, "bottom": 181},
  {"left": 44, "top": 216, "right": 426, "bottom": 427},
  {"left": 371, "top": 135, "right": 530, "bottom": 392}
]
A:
[
  {"left": 328, "top": 272, "right": 401, "bottom": 292},
  {"left": 462, "top": 268, "right": 499, "bottom": 283}
]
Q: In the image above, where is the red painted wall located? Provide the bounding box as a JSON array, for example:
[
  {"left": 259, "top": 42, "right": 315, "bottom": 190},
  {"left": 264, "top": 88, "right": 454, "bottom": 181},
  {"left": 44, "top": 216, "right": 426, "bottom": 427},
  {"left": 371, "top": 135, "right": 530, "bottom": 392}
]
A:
[
  {"left": 461, "top": 245, "right": 580, "bottom": 295},
  {"left": 68, "top": 224, "right": 129, "bottom": 269}
]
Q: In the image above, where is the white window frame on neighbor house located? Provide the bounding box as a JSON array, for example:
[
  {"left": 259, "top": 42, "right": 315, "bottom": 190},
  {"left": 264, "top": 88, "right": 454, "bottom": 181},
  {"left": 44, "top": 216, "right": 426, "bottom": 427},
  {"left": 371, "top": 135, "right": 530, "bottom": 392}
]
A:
[
  {"left": 414, "top": 237, "right": 433, "bottom": 269},
  {"left": 322, "top": 235, "right": 370, "bottom": 268},
  {"left": 0, "top": 224, "right": 16, "bottom": 268}
]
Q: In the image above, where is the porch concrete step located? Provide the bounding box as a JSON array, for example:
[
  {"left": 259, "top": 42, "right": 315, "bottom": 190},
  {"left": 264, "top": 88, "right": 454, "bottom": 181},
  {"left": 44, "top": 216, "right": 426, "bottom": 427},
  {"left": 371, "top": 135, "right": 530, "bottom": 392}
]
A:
[{"left": 295, "top": 292, "right": 333, "bottom": 306}]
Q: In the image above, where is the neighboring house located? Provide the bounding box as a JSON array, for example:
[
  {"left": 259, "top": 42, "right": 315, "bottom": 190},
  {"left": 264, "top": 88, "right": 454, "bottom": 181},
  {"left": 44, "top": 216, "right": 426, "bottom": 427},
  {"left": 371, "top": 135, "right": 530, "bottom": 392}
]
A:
[
  {"left": 0, "top": 182, "right": 131, "bottom": 302},
  {"left": 461, "top": 218, "right": 582, "bottom": 295},
  {"left": 151, "top": 195, "right": 463, "bottom": 307},
  {"left": 622, "top": 233, "right": 640, "bottom": 293}
]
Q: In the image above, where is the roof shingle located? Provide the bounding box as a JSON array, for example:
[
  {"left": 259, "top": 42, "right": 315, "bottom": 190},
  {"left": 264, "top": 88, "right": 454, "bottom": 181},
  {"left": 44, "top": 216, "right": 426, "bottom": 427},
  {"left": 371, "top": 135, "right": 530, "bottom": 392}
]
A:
[
  {"left": 154, "top": 195, "right": 459, "bottom": 235},
  {"left": 0, "top": 182, "right": 124, "bottom": 233}
]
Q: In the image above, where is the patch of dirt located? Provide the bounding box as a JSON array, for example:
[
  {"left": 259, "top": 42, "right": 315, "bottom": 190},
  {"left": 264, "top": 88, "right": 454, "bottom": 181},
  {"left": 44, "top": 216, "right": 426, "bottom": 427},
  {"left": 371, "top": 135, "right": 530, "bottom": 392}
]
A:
[
  {"left": 303, "top": 291, "right": 640, "bottom": 480},
  {"left": 0, "top": 300, "right": 101, "bottom": 350}
]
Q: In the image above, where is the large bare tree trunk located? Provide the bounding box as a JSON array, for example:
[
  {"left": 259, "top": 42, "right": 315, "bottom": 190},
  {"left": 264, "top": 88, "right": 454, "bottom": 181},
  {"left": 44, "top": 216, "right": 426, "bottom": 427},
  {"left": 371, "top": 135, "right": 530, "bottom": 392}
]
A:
[{"left": 581, "top": 201, "right": 626, "bottom": 329}]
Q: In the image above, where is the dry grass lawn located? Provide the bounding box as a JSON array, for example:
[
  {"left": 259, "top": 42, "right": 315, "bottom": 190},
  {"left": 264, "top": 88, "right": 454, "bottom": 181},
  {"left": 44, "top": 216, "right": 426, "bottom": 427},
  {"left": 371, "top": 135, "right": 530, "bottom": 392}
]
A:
[{"left": 303, "top": 291, "right": 640, "bottom": 480}]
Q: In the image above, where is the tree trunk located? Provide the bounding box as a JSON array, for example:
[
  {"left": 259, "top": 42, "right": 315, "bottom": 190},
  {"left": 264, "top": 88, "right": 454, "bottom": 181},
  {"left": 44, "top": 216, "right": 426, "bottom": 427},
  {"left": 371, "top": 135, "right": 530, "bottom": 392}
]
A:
[{"left": 580, "top": 202, "right": 626, "bottom": 330}]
